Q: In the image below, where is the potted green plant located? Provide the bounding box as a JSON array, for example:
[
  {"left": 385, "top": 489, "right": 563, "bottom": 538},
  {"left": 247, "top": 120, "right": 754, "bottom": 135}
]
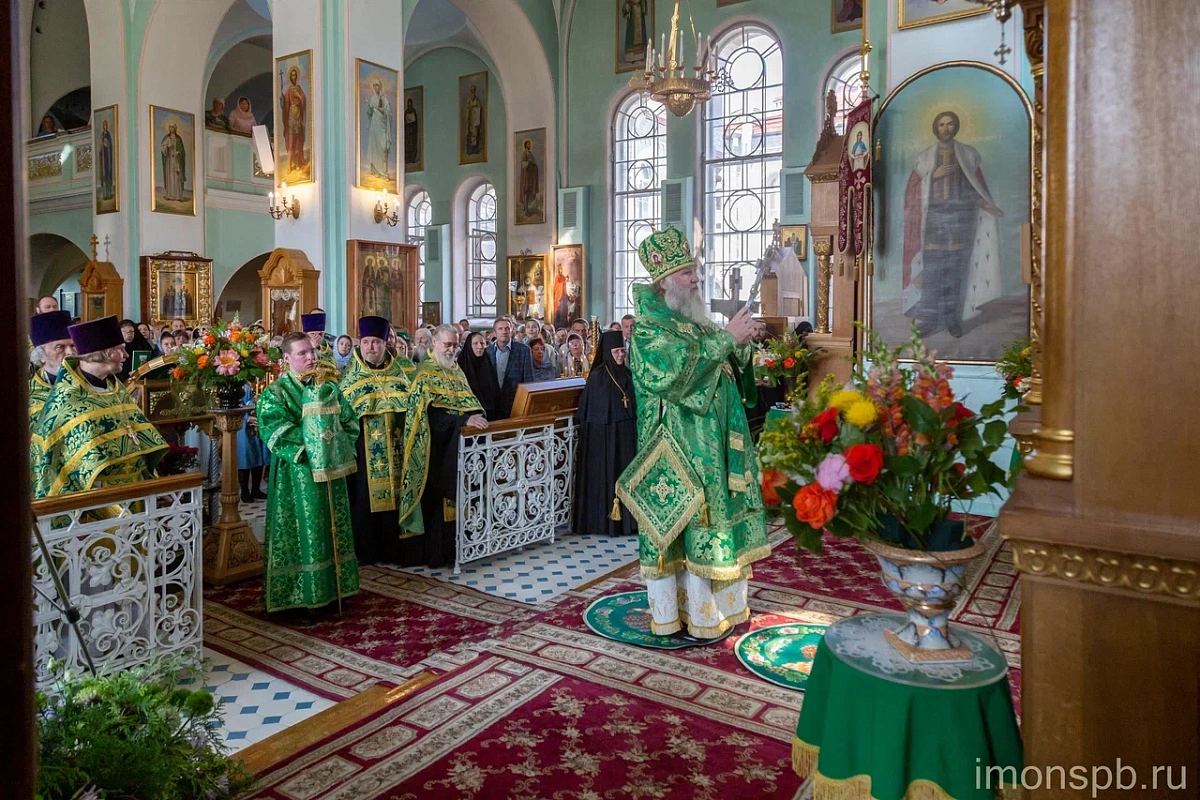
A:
[
  {"left": 171, "top": 320, "right": 280, "bottom": 410},
  {"left": 758, "top": 327, "right": 1014, "bottom": 662},
  {"left": 36, "top": 657, "right": 252, "bottom": 800}
]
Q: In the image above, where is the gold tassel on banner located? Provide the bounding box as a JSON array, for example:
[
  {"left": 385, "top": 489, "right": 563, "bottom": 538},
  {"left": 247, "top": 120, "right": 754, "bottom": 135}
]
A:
[{"left": 609, "top": 496, "right": 622, "bottom": 521}]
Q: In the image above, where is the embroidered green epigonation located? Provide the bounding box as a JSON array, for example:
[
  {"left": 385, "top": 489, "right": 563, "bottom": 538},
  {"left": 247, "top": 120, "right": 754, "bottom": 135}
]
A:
[{"left": 339, "top": 350, "right": 415, "bottom": 513}]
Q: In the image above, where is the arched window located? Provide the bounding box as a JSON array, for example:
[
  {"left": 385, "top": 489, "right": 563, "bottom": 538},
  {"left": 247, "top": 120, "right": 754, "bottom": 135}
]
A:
[
  {"left": 612, "top": 94, "right": 667, "bottom": 318},
  {"left": 466, "top": 182, "right": 498, "bottom": 319},
  {"left": 406, "top": 189, "right": 432, "bottom": 301},
  {"left": 702, "top": 23, "right": 783, "bottom": 318},
  {"left": 824, "top": 53, "right": 863, "bottom": 135}
]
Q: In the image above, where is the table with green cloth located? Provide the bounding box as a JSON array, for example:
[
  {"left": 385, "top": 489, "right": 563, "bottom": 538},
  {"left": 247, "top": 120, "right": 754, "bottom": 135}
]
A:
[
  {"left": 765, "top": 405, "right": 794, "bottom": 428},
  {"left": 793, "top": 613, "right": 1022, "bottom": 800}
]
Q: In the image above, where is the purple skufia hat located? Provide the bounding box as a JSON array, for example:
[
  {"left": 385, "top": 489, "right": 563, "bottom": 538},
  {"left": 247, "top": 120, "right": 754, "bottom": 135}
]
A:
[
  {"left": 358, "top": 315, "right": 389, "bottom": 340},
  {"left": 68, "top": 315, "right": 124, "bottom": 355},
  {"left": 301, "top": 312, "right": 326, "bottom": 333},
  {"left": 30, "top": 310, "right": 72, "bottom": 346}
]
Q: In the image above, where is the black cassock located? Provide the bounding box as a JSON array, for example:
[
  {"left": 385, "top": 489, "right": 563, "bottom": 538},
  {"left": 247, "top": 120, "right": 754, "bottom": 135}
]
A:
[
  {"left": 572, "top": 331, "right": 638, "bottom": 536},
  {"left": 399, "top": 406, "right": 472, "bottom": 569},
  {"left": 347, "top": 410, "right": 404, "bottom": 566}
]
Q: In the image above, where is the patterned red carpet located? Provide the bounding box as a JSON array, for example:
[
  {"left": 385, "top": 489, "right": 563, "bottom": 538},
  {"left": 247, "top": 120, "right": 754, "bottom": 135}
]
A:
[{"left": 207, "top": 516, "right": 1020, "bottom": 798}]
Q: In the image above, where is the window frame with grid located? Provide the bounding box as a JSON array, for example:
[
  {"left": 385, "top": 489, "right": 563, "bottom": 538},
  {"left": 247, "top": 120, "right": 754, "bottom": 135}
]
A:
[
  {"left": 406, "top": 189, "right": 432, "bottom": 303},
  {"left": 466, "top": 182, "right": 498, "bottom": 320},
  {"left": 824, "top": 52, "right": 864, "bottom": 135},
  {"left": 701, "top": 23, "right": 785, "bottom": 319},
  {"left": 611, "top": 93, "right": 667, "bottom": 319}
]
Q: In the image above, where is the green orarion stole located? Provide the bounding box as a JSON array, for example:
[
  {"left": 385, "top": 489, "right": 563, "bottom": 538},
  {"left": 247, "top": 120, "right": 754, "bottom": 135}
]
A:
[
  {"left": 338, "top": 351, "right": 415, "bottom": 512},
  {"left": 300, "top": 380, "right": 358, "bottom": 483}
]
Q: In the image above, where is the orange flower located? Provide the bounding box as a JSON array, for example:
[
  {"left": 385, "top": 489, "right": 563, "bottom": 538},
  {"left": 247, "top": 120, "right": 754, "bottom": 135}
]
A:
[
  {"left": 783, "top": 357, "right": 796, "bottom": 369},
  {"left": 171, "top": 366, "right": 185, "bottom": 380},
  {"left": 203, "top": 334, "right": 216, "bottom": 346},
  {"left": 197, "top": 355, "right": 210, "bottom": 369},
  {"left": 792, "top": 483, "right": 838, "bottom": 530},
  {"left": 761, "top": 470, "right": 788, "bottom": 506}
]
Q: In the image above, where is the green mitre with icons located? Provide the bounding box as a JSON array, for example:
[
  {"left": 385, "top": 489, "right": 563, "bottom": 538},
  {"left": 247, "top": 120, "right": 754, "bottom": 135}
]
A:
[{"left": 638, "top": 227, "right": 697, "bottom": 283}]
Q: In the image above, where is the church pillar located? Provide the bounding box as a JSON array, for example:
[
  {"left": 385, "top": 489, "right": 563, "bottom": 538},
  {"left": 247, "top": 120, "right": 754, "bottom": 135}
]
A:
[
  {"left": 82, "top": 0, "right": 134, "bottom": 310},
  {"left": 272, "top": 0, "right": 406, "bottom": 337}
]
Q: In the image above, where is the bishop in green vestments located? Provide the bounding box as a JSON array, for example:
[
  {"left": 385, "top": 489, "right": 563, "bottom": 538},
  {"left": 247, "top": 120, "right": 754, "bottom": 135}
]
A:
[
  {"left": 339, "top": 316, "right": 415, "bottom": 564},
  {"left": 31, "top": 316, "right": 167, "bottom": 499},
  {"left": 621, "top": 228, "right": 769, "bottom": 640},
  {"left": 257, "top": 333, "right": 361, "bottom": 613}
]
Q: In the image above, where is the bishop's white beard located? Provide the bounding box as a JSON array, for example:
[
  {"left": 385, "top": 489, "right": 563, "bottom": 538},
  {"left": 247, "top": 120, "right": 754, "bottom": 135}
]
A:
[
  {"left": 414, "top": 345, "right": 428, "bottom": 361},
  {"left": 662, "top": 281, "right": 710, "bottom": 325},
  {"left": 433, "top": 350, "right": 456, "bottom": 369}
]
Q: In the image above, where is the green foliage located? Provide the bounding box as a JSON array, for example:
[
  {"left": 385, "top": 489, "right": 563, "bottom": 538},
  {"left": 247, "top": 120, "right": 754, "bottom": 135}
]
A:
[{"left": 36, "top": 656, "right": 253, "bottom": 800}]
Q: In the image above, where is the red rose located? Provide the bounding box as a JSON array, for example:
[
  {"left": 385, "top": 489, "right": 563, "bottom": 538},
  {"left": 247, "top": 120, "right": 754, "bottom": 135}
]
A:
[
  {"left": 765, "top": 359, "right": 777, "bottom": 368},
  {"left": 949, "top": 402, "right": 973, "bottom": 425},
  {"left": 811, "top": 408, "right": 840, "bottom": 444},
  {"left": 844, "top": 443, "right": 884, "bottom": 484},
  {"left": 783, "top": 357, "right": 796, "bottom": 368},
  {"left": 761, "top": 470, "right": 787, "bottom": 506},
  {"left": 953, "top": 462, "right": 966, "bottom": 477},
  {"left": 792, "top": 483, "right": 838, "bottom": 530}
]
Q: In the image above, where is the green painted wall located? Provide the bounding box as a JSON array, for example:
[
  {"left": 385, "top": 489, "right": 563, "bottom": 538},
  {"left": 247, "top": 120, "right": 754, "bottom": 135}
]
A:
[
  {"left": 205, "top": 204, "right": 274, "bottom": 297},
  {"left": 565, "top": 0, "right": 887, "bottom": 319},
  {"left": 28, "top": 206, "right": 94, "bottom": 257},
  {"left": 405, "top": 46, "right": 507, "bottom": 308}
]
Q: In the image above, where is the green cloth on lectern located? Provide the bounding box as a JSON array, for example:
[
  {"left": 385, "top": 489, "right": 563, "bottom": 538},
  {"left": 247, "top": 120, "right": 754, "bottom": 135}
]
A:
[
  {"left": 794, "top": 616, "right": 1023, "bottom": 800},
  {"left": 257, "top": 371, "right": 361, "bottom": 612}
]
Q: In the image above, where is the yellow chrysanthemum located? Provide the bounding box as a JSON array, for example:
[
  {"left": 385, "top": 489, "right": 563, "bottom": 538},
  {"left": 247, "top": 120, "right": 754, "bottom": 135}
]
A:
[
  {"left": 845, "top": 400, "right": 878, "bottom": 428},
  {"left": 829, "top": 390, "right": 865, "bottom": 412}
]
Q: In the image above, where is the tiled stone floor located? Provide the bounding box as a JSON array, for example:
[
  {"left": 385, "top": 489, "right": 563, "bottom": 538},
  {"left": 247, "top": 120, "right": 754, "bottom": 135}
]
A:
[{"left": 186, "top": 647, "right": 334, "bottom": 753}]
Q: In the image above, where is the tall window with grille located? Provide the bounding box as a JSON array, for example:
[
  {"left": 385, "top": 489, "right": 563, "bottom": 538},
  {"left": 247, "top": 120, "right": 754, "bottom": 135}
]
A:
[
  {"left": 825, "top": 53, "right": 864, "bottom": 134},
  {"left": 612, "top": 94, "right": 667, "bottom": 318},
  {"left": 406, "top": 189, "right": 432, "bottom": 302},
  {"left": 466, "top": 182, "right": 498, "bottom": 319},
  {"left": 702, "top": 23, "right": 784, "bottom": 319}
]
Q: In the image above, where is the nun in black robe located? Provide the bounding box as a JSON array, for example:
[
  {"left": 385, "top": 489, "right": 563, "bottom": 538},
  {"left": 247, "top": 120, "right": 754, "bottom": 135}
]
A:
[
  {"left": 572, "top": 330, "right": 638, "bottom": 535},
  {"left": 456, "top": 331, "right": 502, "bottom": 421}
]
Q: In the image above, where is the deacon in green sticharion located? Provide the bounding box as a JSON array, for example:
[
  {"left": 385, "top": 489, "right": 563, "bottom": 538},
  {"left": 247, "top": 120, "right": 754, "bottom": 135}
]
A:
[
  {"left": 257, "top": 332, "right": 361, "bottom": 616},
  {"left": 339, "top": 315, "right": 415, "bottom": 565},
  {"left": 617, "top": 227, "right": 769, "bottom": 641}
]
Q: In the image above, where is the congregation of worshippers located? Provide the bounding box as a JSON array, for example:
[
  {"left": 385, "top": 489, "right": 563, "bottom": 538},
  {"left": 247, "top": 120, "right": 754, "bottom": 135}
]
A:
[{"left": 28, "top": 230, "right": 781, "bottom": 632}]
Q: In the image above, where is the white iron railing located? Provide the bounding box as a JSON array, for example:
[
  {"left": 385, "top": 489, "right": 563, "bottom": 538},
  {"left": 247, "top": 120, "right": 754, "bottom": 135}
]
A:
[
  {"left": 456, "top": 412, "right": 577, "bottom": 572},
  {"left": 30, "top": 474, "right": 205, "bottom": 691}
]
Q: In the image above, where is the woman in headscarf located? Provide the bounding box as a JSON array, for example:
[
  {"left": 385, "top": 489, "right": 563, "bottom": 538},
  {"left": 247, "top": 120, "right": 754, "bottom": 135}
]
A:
[
  {"left": 228, "top": 96, "right": 257, "bottom": 134},
  {"left": 572, "top": 330, "right": 637, "bottom": 535},
  {"left": 456, "top": 330, "right": 501, "bottom": 420},
  {"left": 334, "top": 334, "right": 354, "bottom": 372}
]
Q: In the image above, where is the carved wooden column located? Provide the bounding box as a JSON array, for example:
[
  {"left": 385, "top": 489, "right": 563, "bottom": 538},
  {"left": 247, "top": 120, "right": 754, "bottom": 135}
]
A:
[
  {"left": 812, "top": 237, "right": 832, "bottom": 334},
  {"left": 1023, "top": 2, "right": 1045, "bottom": 408},
  {"left": 202, "top": 408, "right": 264, "bottom": 585}
]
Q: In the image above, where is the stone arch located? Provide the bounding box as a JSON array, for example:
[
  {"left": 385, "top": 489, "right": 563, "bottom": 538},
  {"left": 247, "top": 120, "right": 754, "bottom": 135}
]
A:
[
  {"left": 28, "top": 0, "right": 90, "bottom": 134},
  {"left": 216, "top": 251, "right": 271, "bottom": 324},
  {"left": 407, "top": 0, "right": 556, "bottom": 254},
  {"left": 30, "top": 233, "right": 90, "bottom": 301}
]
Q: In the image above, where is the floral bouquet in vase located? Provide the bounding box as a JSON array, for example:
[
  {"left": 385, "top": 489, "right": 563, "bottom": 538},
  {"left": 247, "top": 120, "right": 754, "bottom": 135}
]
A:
[
  {"left": 171, "top": 319, "right": 280, "bottom": 410},
  {"left": 758, "top": 327, "right": 1014, "bottom": 662},
  {"left": 753, "top": 331, "right": 813, "bottom": 404},
  {"left": 995, "top": 336, "right": 1033, "bottom": 400}
]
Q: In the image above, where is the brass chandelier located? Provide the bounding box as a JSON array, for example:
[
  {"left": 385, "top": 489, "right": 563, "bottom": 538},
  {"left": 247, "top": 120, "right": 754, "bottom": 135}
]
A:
[{"left": 627, "top": 0, "right": 718, "bottom": 118}]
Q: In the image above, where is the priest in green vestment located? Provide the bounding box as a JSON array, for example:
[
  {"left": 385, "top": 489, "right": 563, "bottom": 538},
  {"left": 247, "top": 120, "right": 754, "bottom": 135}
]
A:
[
  {"left": 257, "top": 332, "right": 361, "bottom": 614},
  {"left": 397, "top": 324, "right": 488, "bottom": 569},
  {"left": 340, "top": 315, "right": 415, "bottom": 564},
  {"left": 28, "top": 310, "right": 75, "bottom": 430},
  {"left": 618, "top": 227, "right": 769, "bottom": 641},
  {"left": 301, "top": 311, "right": 342, "bottom": 382},
  {"left": 31, "top": 315, "right": 167, "bottom": 498}
]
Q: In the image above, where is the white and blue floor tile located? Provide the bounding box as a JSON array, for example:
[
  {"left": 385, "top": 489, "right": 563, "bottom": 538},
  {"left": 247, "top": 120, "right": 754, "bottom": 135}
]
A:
[
  {"left": 184, "top": 647, "right": 335, "bottom": 753},
  {"left": 398, "top": 532, "right": 640, "bottom": 605}
]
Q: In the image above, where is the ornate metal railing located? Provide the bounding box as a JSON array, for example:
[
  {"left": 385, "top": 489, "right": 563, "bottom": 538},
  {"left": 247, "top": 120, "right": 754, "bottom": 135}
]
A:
[
  {"left": 30, "top": 473, "right": 205, "bottom": 691},
  {"left": 456, "top": 412, "right": 577, "bottom": 572}
]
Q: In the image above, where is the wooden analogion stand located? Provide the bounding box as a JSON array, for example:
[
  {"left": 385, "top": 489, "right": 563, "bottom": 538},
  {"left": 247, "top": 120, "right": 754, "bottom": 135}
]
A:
[{"left": 202, "top": 406, "right": 264, "bottom": 585}]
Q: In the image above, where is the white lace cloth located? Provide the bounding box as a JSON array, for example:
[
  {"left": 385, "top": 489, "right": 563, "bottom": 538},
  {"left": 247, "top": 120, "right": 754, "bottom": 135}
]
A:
[{"left": 826, "top": 613, "right": 1007, "bottom": 689}]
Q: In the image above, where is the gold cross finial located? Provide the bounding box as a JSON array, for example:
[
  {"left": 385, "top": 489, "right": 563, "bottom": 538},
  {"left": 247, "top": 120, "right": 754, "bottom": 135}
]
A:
[{"left": 90, "top": 234, "right": 99, "bottom": 261}]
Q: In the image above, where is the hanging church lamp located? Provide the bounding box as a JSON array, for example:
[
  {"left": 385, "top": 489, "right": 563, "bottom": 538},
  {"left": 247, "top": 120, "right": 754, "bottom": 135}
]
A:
[{"left": 627, "top": 0, "right": 717, "bottom": 118}]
